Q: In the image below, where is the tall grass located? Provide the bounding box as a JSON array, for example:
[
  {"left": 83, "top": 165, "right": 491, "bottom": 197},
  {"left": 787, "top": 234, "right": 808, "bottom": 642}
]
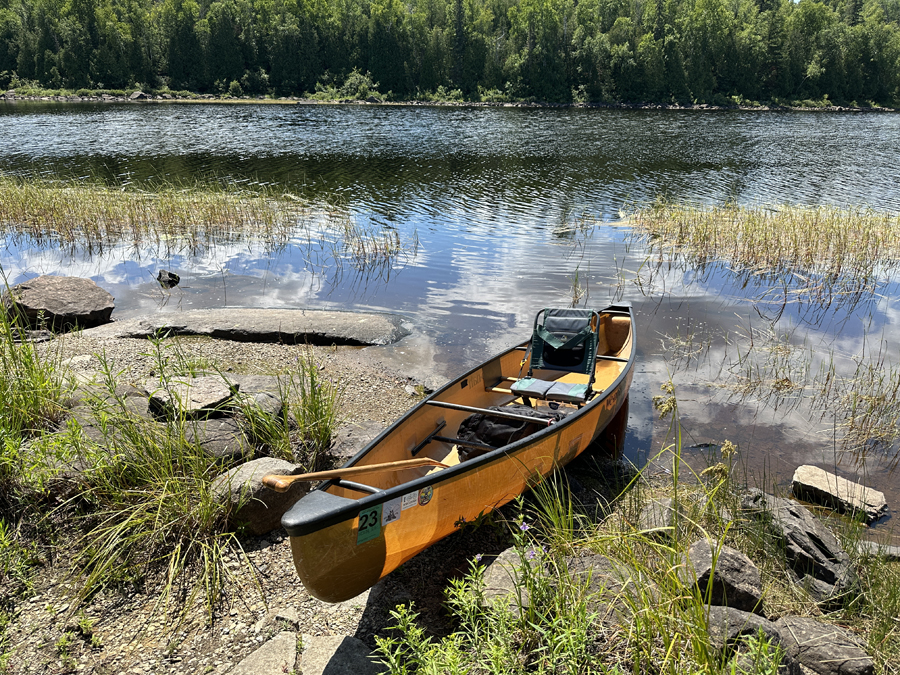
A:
[
  {"left": 0, "top": 325, "right": 349, "bottom": 626},
  {"left": 627, "top": 201, "right": 900, "bottom": 304},
  {"left": 65, "top": 353, "right": 246, "bottom": 616},
  {"left": 0, "top": 174, "right": 308, "bottom": 255},
  {"left": 282, "top": 348, "right": 345, "bottom": 467},
  {"left": 0, "top": 310, "right": 70, "bottom": 444},
  {"left": 0, "top": 174, "right": 419, "bottom": 283}
]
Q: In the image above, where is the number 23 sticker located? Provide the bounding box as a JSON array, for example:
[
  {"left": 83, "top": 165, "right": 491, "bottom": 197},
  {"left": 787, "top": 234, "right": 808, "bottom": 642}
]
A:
[{"left": 356, "top": 504, "right": 382, "bottom": 544}]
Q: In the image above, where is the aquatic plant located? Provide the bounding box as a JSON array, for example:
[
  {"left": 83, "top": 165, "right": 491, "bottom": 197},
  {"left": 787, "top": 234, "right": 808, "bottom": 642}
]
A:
[
  {"left": 0, "top": 174, "right": 307, "bottom": 256},
  {"left": 628, "top": 201, "right": 900, "bottom": 309}
]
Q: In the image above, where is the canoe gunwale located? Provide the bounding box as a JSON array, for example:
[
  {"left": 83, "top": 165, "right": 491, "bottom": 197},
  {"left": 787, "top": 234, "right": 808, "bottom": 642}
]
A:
[{"left": 281, "top": 302, "right": 635, "bottom": 538}]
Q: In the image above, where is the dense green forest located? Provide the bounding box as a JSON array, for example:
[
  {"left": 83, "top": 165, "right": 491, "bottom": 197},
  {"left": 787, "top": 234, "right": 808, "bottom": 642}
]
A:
[{"left": 1, "top": 0, "right": 899, "bottom": 104}]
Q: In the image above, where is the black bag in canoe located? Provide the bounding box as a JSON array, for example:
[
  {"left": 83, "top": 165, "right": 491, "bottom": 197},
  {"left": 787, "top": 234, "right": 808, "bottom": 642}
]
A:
[{"left": 456, "top": 404, "right": 566, "bottom": 461}]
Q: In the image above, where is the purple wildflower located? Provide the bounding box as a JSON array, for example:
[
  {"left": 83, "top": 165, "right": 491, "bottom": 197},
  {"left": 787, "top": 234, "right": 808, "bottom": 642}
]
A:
[
  {"left": 518, "top": 522, "right": 530, "bottom": 532},
  {"left": 526, "top": 549, "right": 537, "bottom": 561},
  {"left": 474, "top": 553, "right": 483, "bottom": 563}
]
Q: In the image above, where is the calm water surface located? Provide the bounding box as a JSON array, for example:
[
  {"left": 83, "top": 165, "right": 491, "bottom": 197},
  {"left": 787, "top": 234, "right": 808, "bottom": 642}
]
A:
[{"left": 3, "top": 102, "right": 900, "bottom": 537}]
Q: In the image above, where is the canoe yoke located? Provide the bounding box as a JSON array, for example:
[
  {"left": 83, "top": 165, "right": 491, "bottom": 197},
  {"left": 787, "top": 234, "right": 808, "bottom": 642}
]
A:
[{"left": 508, "top": 308, "right": 629, "bottom": 405}]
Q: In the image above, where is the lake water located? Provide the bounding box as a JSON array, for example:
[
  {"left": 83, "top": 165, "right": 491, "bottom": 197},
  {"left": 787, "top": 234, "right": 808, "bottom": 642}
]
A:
[{"left": 3, "top": 101, "right": 900, "bottom": 539}]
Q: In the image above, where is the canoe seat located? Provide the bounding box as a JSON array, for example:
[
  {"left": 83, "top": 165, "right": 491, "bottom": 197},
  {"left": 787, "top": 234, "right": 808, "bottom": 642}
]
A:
[
  {"left": 510, "top": 377, "right": 590, "bottom": 403},
  {"left": 512, "top": 307, "right": 604, "bottom": 404}
]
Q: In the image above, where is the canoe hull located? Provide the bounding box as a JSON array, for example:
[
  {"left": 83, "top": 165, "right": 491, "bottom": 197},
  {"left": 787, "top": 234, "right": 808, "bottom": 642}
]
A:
[{"left": 284, "top": 305, "right": 635, "bottom": 603}]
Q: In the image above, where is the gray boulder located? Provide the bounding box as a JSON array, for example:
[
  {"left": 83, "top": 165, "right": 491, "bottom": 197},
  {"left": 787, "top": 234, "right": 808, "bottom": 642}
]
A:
[
  {"left": 791, "top": 465, "right": 888, "bottom": 524},
  {"left": 637, "top": 497, "right": 683, "bottom": 539},
  {"left": 128, "top": 90, "right": 149, "bottom": 100},
  {"left": 184, "top": 417, "right": 252, "bottom": 462},
  {"left": 775, "top": 616, "right": 873, "bottom": 675},
  {"left": 707, "top": 607, "right": 799, "bottom": 675},
  {"left": 741, "top": 490, "right": 857, "bottom": 606},
  {"left": 230, "top": 631, "right": 297, "bottom": 675},
  {"left": 330, "top": 420, "right": 385, "bottom": 461},
  {"left": 706, "top": 606, "right": 781, "bottom": 649},
  {"left": 855, "top": 540, "right": 900, "bottom": 561},
  {"left": 482, "top": 547, "right": 531, "bottom": 615},
  {"left": 212, "top": 457, "right": 308, "bottom": 535},
  {"left": 225, "top": 374, "right": 286, "bottom": 418},
  {"left": 75, "top": 383, "right": 153, "bottom": 420},
  {"left": 565, "top": 553, "right": 656, "bottom": 624},
  {"left": 300, "top": 635, "right": 386, "bottom": 675},
  {"left": 680, "top": 539, "right": 763, "bottom": 613},
  {"left": 2, "top": 275, "right": 114, "bottom": 330}
]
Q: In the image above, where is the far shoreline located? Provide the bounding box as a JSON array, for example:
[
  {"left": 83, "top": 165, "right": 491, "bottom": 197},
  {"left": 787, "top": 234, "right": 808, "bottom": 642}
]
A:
[{"left": 2, "top": 91, "right": 898, "bottom": 114}]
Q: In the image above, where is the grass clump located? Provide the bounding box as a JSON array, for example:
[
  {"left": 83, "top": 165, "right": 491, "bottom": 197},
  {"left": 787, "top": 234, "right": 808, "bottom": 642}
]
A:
[
  {"left": 281, "top": 348, "right": 345, "bottom": 466},
  {"left": 0, "top": 321, "right": 351, "bottom": 631},
  {"left": 627, "top": 201, "right": 900, "bottom": 302},
  {"left": 0, "top": 174, "right": 310, "bottom": 256},
  {"left": 62, "top": 353, "right": 245, "bottom": 615},
  {"left": 0, "top": 311, "right": 71, "bottom": 442}
]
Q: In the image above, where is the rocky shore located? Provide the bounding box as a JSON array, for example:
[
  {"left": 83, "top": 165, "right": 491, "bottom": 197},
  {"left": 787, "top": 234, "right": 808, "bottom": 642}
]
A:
[
  {"left": 2, "top": 277, "right": 897, "bottom": 673},
  {"left": 3, "top": 89, "right": 897, "bottom": 113}
]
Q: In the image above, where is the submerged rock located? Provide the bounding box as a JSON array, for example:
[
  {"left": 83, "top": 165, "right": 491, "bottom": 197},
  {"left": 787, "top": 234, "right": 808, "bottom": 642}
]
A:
[{"left": 156, "top": 269, "right": 180, "bottom": 288}]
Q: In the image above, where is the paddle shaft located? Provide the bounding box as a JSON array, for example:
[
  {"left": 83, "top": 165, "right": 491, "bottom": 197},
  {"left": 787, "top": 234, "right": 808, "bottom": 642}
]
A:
[{"left": 262, "top": 457, "right": 449, "bottom": 492}]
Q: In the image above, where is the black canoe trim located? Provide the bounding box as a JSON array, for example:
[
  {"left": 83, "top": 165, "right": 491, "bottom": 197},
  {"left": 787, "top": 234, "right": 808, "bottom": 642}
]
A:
[{"left": 281, "top": 303, "right": 634, "bottom": 537}]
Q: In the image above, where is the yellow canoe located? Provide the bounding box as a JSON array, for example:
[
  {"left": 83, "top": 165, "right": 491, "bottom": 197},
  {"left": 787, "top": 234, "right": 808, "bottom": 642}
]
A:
[{"left": 278, "top": 304, "right": 635, "bottom": 602}]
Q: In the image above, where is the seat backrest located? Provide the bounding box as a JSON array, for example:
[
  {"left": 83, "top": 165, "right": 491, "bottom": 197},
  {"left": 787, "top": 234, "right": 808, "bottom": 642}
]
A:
[{"left": 529, "top": 308, "right": 601, "bottom": 375}]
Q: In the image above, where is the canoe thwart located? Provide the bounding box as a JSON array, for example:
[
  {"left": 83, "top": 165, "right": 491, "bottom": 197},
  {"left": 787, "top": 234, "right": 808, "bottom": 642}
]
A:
[
  {"left": 410, "top": 419, "right": 448, "bottom": 457},
  {"left": 334, "top": 479, "right": 383, "bottom": 494},
  {"left": 433, "top": 435, "right": 497, "bottom": 453},
  {"left": 262, "top": 457, "right": 450, "bottom": 492},
  {"left": 425, "top": 400, "right": 557, "bottom": 425}
]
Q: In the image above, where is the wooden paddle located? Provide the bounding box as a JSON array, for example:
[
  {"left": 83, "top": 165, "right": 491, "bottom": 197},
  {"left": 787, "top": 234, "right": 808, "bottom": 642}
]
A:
[{"left": 262, "top": 457, "right": 449, "bottom": 492}]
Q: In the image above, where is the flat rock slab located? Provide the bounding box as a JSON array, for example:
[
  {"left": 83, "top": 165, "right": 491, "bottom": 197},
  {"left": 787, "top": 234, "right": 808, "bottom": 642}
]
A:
[
  {"left": 775, "top": 616, "right": 873, "bottom": 675},
  {"left": 82, "top": 308, "right": 410, "bottom": 345},
  {"left": 856, "top": 540, "right": 900, "bottom": 561},
  {"left": 230, "top": 631, "right": 297, "bottom": 675},
  {"left": 2, "top": 275, "right": 114, "bottom": 329},
  {"left": 792, "top": 465, "right": 888, "bottom": 524},
  {"left": 300, "top": 634, "right": 386, "bottom": 675},
  {"left": 149, "top": 376, "right": 234, "bottom": 418}
]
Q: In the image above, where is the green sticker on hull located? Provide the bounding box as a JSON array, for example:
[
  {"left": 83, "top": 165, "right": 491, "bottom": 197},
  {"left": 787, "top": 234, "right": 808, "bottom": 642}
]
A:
[{"left": 356, "top": 504, "right": 382, "bottom": 544}]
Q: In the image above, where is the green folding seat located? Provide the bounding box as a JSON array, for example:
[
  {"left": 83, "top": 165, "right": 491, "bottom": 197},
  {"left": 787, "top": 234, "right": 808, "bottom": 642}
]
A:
[{"left": 510, "top": 308, "right": 601, "bottom": 405}]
